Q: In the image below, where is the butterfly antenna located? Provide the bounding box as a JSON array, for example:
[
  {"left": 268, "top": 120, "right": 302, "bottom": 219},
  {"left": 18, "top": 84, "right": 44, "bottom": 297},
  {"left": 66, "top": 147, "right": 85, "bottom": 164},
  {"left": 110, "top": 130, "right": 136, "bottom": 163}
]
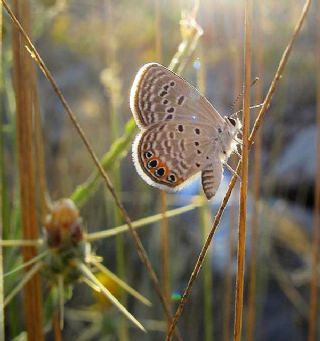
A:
[{"left": 229, "top": 77, "right": 260, "bottom": 116}]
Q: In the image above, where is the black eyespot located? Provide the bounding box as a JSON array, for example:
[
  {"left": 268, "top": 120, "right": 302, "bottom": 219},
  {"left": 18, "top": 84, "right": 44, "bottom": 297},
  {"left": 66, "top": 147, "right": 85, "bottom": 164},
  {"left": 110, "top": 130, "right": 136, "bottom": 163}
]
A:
[
  {"left": 194, "top": 128, "right": 200, "bottom": 135},
  {"left": 163, "top": 85, "right": 169, "bottom": 90},
  {"left": 170, "top": 81, "right": 175, "bottom": 86},
  {"left": 218, "top": 128, "right": 222, "bottom": 133},
  {"left": 155, "top": 167, "right": 165, "bottom": 177},
  {"left": 160, "top": 91, "right": 168, "bottom": 97},
  {"left": 197, "top": 150, "right": 201, "bottom": 154},
  {"left": 196, "top": 163, "right": 200, "bottom": 168},
  {"left": 206, "top": 156, "right": 209, "bottom": 160},
  {"left": 194, "top": 141, "right": 199, "bottom": 146},
  {"left": 144, "top": 151, "right": 153, "bottom": 159},
  {"left": 228, "top": 117, "right": 236, "bottom": 126},
  {"left": 178, "top": 124, "right": 184, "bottom": 132},
  {"left": 167, "top": 174, "right": 176, "bottom": 183},
  {"left": 177, "top": 96, "right": 185, "bottom": 105},
  {"left": 162, "top": 99, "right": 169, "bottom": 105},
  {"left": 147, "top": 159, "right": 158, "bottom": 168},
  {"left": 166, "top": 114, "right": 173, "bottom": 120},
  {"left": 167, "top": 107, "right": 175, "bottom": 113}
]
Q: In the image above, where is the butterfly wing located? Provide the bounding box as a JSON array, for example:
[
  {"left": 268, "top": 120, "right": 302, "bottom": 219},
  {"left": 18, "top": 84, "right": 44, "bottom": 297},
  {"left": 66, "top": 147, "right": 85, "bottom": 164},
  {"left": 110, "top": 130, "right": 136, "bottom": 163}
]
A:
[
  {"left": 201, "top": 159, "right": 223, "bottom": 200},
  {"left": 132, "top": 121, "right": 220, "bottom": 191},
  {"left": 130, "top": 63, "right": 224, "bottom": 129}
]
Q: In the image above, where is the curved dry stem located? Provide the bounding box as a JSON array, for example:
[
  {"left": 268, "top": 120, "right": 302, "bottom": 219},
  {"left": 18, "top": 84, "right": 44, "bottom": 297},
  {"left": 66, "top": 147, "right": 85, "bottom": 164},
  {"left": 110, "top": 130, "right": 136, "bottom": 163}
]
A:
[
  {"left": 233, "top": 0, "right": 252, "bottom": 339},
  {"left": 4, "top": 261, "right": 43, "bottom": 307},
  {"left": 77, "top": 261, "right": 146, "bottom": 332},
  {"left": 1, "top": 0, "right": 177, "bottom": 332},
  {"left": 4, "top": 250, "right": 47, "bottom": 277},
  {"left": 0, "top": 239, "right": 43, "bottom": 247},
  {"left": 166, "top": 1, "right": 312, "bottom": 338},
  {"left": 91, "top": 260, "right": 152, "bottom": 306},
  {"left": 85, "top": 199, "right": 203, "bottom": 241}
]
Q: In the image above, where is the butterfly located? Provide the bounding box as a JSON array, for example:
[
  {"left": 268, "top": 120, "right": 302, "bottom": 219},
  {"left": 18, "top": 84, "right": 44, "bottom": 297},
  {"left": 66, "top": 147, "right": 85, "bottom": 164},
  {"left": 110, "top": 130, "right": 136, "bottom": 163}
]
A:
[{"left": 130, "top": 63, "right": 242, "bottom": 200}]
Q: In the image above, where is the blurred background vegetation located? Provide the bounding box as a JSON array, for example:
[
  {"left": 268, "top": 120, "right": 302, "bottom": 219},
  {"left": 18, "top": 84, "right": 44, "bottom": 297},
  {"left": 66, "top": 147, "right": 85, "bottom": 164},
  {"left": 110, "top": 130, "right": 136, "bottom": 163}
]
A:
[{"left": 0, "top": 0, "right": 318, "bottom": 340}]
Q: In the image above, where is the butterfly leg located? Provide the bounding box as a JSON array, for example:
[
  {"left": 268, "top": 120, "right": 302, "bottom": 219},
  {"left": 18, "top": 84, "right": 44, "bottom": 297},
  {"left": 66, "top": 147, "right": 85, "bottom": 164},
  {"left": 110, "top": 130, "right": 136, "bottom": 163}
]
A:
[
  {"left": 234, "top": 149, "right": 242, "bottom": 159},
  {"left": 224, "top": 162, "right": 241, "bottom": 180}
]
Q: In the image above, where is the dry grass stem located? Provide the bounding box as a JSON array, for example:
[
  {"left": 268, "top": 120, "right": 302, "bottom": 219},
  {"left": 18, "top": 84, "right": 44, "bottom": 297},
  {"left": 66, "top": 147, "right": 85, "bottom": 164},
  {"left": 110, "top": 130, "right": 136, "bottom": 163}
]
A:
[
  {"left": 246, "top": 3, "right": 264, "bottom": 339},
  {"left": 4, "top": 261, "right": 43, "bottom": 307},
  {"left": 92, "top": 261, "right": 152, "bottom": 306},
  {"left": 85, "top": 200, "right": 203, "bottom": 241},
  {"left": 233, "top": 0, "right": 252, "bottom": 339},
  {"left": 0, "top": 1, "right": 4, "bottom": 338},
  {"left": 308, "top": 0, "right": 320, "bottom": 339},
  {"left": 4, "top": 250, "right": 47, "bottom": 278},
  {"left": 1, "top": 0, "right": 178, "bottom": 333},
  {"left": 166, "top": 1, "right": 312, "bottom": 339},
  {"left": 0, "top": 239, "right": 42, "bottom": 247},
  {"left": 11, "top": 1, "right": 43, "bottom": 338},
  {"left": 77, "top": 262, "right": 146, "bottom": 332}
]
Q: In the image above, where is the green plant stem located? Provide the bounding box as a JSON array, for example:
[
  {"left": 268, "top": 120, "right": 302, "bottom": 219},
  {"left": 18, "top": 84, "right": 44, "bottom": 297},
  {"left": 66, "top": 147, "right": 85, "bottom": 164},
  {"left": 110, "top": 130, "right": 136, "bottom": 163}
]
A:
[{"left": 85, "top": 200, "right": 203, "bottom": 242}]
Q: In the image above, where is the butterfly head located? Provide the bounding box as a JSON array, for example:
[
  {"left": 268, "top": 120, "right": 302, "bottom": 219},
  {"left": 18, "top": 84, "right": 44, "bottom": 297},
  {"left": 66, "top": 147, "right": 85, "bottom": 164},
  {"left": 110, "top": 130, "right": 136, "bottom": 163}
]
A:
[{"left": 224, "top": 114, "right": 242, "bottom": 135}]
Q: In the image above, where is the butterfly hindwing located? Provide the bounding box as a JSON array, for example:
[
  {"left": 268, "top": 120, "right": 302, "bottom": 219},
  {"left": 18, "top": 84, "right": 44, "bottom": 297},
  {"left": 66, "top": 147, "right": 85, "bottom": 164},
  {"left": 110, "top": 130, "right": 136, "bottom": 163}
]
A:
[
  {"left": 132, "top": 121, "right": 219, "bottom": 191},
  {"left": 201, "top": 159, "right": 223, "bottom": 200}
]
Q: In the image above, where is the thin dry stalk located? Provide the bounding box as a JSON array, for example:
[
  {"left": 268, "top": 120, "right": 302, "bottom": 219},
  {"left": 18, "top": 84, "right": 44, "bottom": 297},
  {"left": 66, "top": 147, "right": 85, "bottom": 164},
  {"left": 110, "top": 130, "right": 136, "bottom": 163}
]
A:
[
  {"left": 0, "top": 1, "right": 4, "bottom": 338},
  {"left": 308, "top": 0, "right": 320, "bottom": 339},
  {"left": 160, "top": 190, "right": 170, "bottom": 311},
  {"left": 223, "top": 6, "right": 242, "bottom": 341},
  {"left": 1, "top": 1, "right": 179, "bottom": 336},
  {"left": 52, "top": 313, "right": 62, "bottom": 341},
  {"left": 197, "top": 48, "right": 214, "bottom": 341},
  {"left": 233, "top": 0, "right": 252, "bottom": 339},
  {"left": 11, "top": 1, "right": 43, "bottom": 339},
  {"left": 166, "top": 1, "right": 312, "bottom": 339},
  {"left": 155, "top": 0, "right": 171, "bottom": 326},
  {"left": 246, "top": 3, "right": 264, "bottom": 340},
  {"left": 33, "top": 67, "right": 51, "bottom": 219}
]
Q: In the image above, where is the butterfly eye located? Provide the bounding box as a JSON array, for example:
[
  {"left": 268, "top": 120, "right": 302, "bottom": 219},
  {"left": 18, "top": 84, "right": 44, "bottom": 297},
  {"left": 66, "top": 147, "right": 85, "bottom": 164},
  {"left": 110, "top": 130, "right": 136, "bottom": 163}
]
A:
[
  {"left": 228, "top": 117, "right": 236, "bottom": 126},
  {"left": 167, "top": 174, "right": 176, "bottom": 183},
  {"left": 144, "top": 151, "right": 153, "bottom": 159},
  {"left": 147, "top": 159, "right": 158, "bottom": 168}
]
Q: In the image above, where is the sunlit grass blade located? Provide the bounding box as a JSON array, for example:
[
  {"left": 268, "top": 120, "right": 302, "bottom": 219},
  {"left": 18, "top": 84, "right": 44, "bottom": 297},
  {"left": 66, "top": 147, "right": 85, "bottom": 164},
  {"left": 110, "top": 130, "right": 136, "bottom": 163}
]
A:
[
  {"left": 0, "top": 239, "right": 42, "bottom": 247},
  {"left": 82, "top": 277, "right": 102, "bottom": 293},
  {"left": 77, "top": 261, "right": 146, "bottom": 332},
  {"left": 91, "top": 260, "right": 152, "bottom": 307},
  {"left": 85, "top": 199, "right": 203, "bottom": 242},
  {"left": 4, "top": 250, "right": 47, "bottom": 277},
  {"left": 4, "top": 261, "right": 43, "bottom": 307}
]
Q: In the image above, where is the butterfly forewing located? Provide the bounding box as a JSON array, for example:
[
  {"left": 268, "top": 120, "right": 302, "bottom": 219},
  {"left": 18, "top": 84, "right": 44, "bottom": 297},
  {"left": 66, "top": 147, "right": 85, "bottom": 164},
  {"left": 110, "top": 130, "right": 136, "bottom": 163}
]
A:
[{"left": 130, "top": 63, "right": 224, "bottom": 128}]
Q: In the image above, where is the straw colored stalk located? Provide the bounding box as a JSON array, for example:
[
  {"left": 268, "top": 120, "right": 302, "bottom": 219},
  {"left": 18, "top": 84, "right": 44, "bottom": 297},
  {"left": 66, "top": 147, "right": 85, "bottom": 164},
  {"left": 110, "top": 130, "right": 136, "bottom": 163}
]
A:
[
  {"left": 233, "top": 0, "right": 252, "bottom": 339},
  {"left": 11, "top": 0, "right": 43, "bottom": 339},
  {"left": 308, "top": 0, "right": 320, "bottom": 339},
  {"left": 166, "top": 1, "right": 312, "bottom": 339},
  {"left": 0, "top": 1, "right": 4, "bottom": 339},
  {"left": 246, "top": 2, "right": 264, "bottom": 340},
  {"left": 1, "top": 1, "right": 177, "bottom": 335},
  {"left": 223, "top": 5, "right": 242, "bottom": 340}
]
